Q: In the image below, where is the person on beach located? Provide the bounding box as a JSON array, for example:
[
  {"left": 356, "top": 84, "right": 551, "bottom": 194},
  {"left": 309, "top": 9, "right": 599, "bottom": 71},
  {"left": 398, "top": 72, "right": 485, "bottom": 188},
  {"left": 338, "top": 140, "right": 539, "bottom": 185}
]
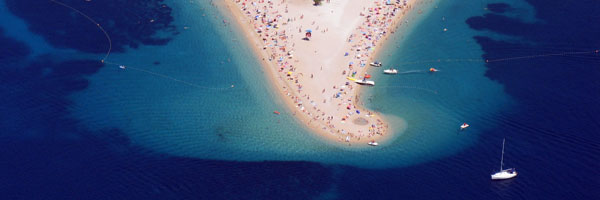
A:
[{"left": 228, "top": 0, "right": 402, "bottom": 143}]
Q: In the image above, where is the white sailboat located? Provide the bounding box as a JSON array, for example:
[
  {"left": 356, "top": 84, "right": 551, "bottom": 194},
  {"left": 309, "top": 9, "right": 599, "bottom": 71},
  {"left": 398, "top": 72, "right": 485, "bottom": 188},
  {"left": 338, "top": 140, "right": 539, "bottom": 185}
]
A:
[{"left": 491, "top": 138, "right": 517, "bottom": 180}]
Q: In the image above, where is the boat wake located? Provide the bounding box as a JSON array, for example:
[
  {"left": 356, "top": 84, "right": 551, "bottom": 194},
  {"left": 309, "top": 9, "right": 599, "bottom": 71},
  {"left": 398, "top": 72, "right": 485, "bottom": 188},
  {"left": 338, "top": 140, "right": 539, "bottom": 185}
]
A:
[
  {"left": 378, "top": 85, "right": 438, "bottom": 95},
  {"left": 397, "top": 70, "right": 425, "bottom": 75}
]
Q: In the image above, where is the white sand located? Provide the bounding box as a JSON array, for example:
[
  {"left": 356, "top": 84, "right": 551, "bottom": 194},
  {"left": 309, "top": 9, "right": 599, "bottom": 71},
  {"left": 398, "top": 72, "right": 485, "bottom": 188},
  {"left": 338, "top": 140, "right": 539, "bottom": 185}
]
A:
[{"left": 223, "top": 0, "right": 416, "bottom": 145}]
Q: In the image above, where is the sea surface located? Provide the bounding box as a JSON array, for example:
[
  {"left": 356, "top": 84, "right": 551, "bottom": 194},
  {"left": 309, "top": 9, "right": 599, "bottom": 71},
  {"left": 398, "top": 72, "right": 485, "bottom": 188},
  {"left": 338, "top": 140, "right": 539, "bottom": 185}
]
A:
[{"left": 1, "top": 0, "right": 598, "bottom": 199}]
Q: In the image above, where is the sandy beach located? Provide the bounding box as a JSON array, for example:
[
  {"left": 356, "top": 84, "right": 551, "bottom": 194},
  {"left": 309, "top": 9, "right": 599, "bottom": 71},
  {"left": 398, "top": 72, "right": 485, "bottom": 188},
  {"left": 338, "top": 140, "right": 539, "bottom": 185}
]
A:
[{"left": 221, "top": 0, "right": 416, "bottom": 145}]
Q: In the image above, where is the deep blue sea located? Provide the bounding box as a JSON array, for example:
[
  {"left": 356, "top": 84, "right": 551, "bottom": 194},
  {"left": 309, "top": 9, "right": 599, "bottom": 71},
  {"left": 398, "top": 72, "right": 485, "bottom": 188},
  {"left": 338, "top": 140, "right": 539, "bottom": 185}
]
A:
[{"left": 1, "top": 0, "right": 599, "bottom": 199}]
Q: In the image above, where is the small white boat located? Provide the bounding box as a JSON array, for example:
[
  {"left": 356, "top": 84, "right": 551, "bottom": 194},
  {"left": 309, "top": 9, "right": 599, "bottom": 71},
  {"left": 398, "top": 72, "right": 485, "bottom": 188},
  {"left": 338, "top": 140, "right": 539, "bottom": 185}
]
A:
[
  {"left": 368, "top": 140, "right": 379, "bottom": 146},
  {"left": 491, "top": 168, "right": 517, "bottom": 180},
  {"left": 370, "top": 61, "right": 382, "bottom": 67},
  {"left": 460, "top": 123, "right": 470, "bottom": 130},
  {"left": 383, "top": 68, "right": 398, "bottom": 74},
  {"left": 491, "top": 138, "right": 518, "bottom": 180},
  {"left": 119, "top": 65, "right": 126, "bottom": 69},
  {"left": 355, "top": 79, "right": 375, "bottom": 86}
]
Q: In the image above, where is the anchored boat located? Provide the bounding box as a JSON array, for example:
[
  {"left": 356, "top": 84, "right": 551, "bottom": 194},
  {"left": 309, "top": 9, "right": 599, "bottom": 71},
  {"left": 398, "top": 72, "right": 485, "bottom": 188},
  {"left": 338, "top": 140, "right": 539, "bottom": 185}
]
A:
[
  {"left": 368, "top": 140, "right": 379, "bottom": 146},
  {"left": 370, "top": 61, "right": 382, "bottom": 67},
  {"left": 355, "top": 79, "right": 375, "bottom": 86},
  {"left": 491, "top": 138, "right": 518, "bottom": 180}
]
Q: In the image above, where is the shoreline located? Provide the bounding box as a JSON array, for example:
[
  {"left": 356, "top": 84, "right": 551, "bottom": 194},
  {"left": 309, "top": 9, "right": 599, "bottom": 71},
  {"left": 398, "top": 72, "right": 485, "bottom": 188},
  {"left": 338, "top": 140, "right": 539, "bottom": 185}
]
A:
[{"left": 219, "top": 0, "right": 418, "bottom": 146}]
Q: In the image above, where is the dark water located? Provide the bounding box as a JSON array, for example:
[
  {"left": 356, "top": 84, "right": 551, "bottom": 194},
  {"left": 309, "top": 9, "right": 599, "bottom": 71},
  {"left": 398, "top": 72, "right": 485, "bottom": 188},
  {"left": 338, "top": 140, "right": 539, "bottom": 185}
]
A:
[
  {"left": 1, "top": 0, "right": 599, "bottom": 199},
  {"left": 5, "top": 0, "right": 175, "bottom": 53}
]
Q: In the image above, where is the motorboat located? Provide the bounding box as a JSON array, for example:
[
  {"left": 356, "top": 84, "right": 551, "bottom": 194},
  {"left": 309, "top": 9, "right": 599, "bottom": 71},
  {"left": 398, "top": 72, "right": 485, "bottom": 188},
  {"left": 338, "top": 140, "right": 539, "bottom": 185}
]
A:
[
  {"left": 368, "top": 140, "right": 379, "bottom": 146},
  {"left": 491, "top": 138, "right": 518, "bottom": 180},
  {"left": 429, "top": 67, "right": 439, "bottom": 72},
  {"left": 370, "top": 61, "right": 382, "bottom": 67},
  {"left": 383, "top": 68, "right": 398, "bottom": 74},
  {"left": 460, "top": 123, "right": 470, "bottom": 130},
  {"left": 119, "top": 65, "right": 126, "bottom": 69},
  {"left": 355, "top": 79, "right": 375, "bottom": 86}
]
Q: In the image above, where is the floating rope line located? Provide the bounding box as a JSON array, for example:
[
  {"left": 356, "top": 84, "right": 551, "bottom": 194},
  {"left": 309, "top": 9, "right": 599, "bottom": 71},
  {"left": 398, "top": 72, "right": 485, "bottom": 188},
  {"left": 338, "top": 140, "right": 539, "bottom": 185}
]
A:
[
  {"left": 485, "top": 49, "right": 599, "bottom": 63},
  {"left": 378, "top": 50, "right": 598, "bottom": 96},
  {"left": 376, "top": 85, "right": 438, "bottom": 95},
  {"left": 104, "top": 61, "right": 236, "bottom": 91},
  {"left": 50, "top": 0, "right": 236, "bottom": 91},
  {"left": 50, "top": 0, "right": 112, "bottom": 62},
  {"left": 394, "top": 49, "right": 599, "bottom": 66},
  {"left": 50, "top": 0, "right": 598, "bottom": 92},
  {"left": 397, "top": 58, "right": 485, "bottom": 66}
]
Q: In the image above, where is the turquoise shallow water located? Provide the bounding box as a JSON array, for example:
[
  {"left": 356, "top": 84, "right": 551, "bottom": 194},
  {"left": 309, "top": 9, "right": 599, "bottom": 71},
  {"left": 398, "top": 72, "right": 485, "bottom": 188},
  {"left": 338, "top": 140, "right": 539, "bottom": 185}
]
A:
[
  {"left": 364, "top": 0, "right": 515, "bottom": 164},
  {"left": 67, "top": 0, "right": 512, "bottom": 168},
  {"left": 4, "top": 0, "right": 599, "bottom": 198}
]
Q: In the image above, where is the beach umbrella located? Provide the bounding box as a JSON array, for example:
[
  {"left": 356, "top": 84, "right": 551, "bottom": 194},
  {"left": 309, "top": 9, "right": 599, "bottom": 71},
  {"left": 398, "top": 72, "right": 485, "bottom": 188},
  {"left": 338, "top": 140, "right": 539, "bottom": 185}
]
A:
[{"left": 306, "top": 29, "right": 312, "bottom": 33}]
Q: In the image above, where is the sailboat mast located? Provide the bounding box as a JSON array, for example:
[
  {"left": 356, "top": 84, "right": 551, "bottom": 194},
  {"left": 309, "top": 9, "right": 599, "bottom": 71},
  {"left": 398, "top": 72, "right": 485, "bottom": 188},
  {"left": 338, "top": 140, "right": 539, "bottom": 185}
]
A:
[{"left": 500, "top": 138, "right": 505, "bottom": 171}]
